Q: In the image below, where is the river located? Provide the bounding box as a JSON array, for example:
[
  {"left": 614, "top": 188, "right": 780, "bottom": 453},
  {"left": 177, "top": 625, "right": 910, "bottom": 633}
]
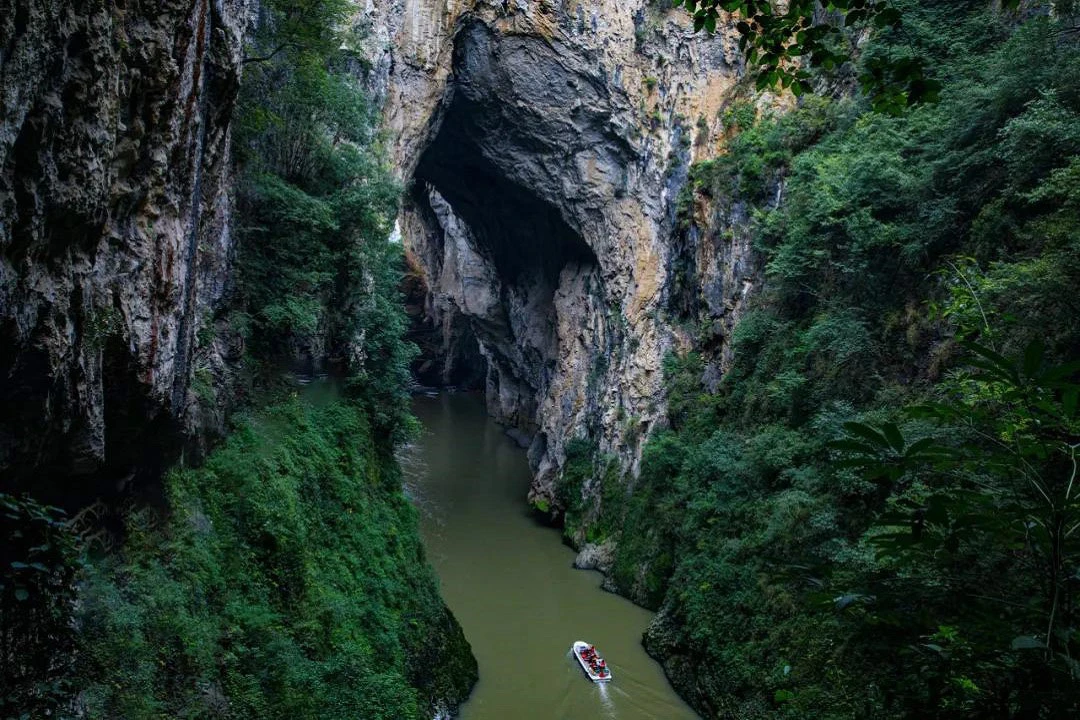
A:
[{"left": 404, "top": 392, "right": 699, "bottom": 720}]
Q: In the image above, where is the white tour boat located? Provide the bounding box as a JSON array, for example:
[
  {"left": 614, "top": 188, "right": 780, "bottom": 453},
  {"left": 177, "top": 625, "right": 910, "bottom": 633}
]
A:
[{"left": 572, "top": 640, "right": 613, "bottom": 682}]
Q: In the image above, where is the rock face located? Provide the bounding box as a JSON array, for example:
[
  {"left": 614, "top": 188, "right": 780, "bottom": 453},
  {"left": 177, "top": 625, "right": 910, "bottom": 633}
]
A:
[
  {"left": 0, "top": 0, "right": 249, "bottom": 501},
  {"left": 573, "top": 539, "right": 616, "bottom": 573},
  {"left": 364, "top": 1, "right": 764, "bottom": 516}
]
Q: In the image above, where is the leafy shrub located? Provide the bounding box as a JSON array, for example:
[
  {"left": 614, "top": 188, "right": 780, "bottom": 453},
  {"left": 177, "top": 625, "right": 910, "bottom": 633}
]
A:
[
  {"left": 0, "top": 495, "right": 79, "bottom": 718},
  {"left": 571, "top": 3, "right": 1080, "bottom": 716},
  {"left": 231, "top": 0, "right": 413, "bottom": 444},
  {"left": 74, "top": 396, "right": 476, "bottom": 719}
]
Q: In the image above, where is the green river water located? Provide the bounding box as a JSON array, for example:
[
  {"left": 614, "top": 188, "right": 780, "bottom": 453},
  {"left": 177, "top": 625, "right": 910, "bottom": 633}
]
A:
[{"left": 405, "top": 393, "right": 699, "bottom": 720}]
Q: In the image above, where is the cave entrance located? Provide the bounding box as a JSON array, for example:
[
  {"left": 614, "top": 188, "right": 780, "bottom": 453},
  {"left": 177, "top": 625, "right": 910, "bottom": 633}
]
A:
[
  {"left": 403, "top": 21, "right": 599, "bottom": 417},
  {"left": 413, "top": 112, "right": 597, "bottom": 288}
]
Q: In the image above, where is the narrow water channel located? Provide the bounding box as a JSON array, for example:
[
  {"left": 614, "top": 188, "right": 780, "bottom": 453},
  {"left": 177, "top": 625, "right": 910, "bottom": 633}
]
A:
[{"left": 405, "top": 393, "right": 699, "bottom": 720}]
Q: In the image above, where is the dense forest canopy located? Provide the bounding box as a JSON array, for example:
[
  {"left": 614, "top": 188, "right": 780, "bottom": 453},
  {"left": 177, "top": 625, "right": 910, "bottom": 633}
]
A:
[
  {"left": 677, "top": 0, "right": 1079, "bottom": 113},
  {"left": 553, "top": 1, "right": 1080, "bottom": 716}
]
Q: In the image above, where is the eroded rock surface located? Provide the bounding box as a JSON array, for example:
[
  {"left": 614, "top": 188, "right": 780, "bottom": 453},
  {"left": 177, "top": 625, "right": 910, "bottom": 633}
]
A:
[
  {"left": 366, "top": 0, "right": 765, "bottom": 520},
  {"left": 573, "top": 539, "right": 616, "bottom": 573},
  {"left": 0, "top": 0, "right": 249, "bottom": 500}
]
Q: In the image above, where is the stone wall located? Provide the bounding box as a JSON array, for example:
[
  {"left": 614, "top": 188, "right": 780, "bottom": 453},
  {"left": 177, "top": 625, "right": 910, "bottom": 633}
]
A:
[
  {"left": 365, "top": 0, "right": 767, "bottom": 516},
  {"left": 0, "top": 0, "right": 250, "bottom": 501}
]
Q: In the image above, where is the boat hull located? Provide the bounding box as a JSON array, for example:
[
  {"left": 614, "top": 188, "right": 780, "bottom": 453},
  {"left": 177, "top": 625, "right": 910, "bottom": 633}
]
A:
[{"left": 572, "top": 640, "right": 612, "bottom": 683}]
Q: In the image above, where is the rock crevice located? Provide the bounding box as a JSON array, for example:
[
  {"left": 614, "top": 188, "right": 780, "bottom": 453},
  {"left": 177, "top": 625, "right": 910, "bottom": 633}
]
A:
[
  {"left": 380, "top": 2, "right": 758, "bottom": 512},
  {"left": 0, "top": 0, "right": 248, "bottom": 500}
]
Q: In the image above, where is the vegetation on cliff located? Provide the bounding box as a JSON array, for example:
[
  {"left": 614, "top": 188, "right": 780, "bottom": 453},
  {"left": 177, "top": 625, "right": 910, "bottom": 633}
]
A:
[
  {"left": 228, "top": 0, "right": 416, "bottom": 436},
  {"left": 4, "top": 398, "right": 474, "bottom": 720},
  {"left": 2, "top": 1, "right": 474, "bottom": 716},
  {"left": 232, "top": 0, "right": 400, "bottom": 381},
  {"left": 565, "top": 2, "right": 1080, "bottom": 716},
  {"left": 675, "top": 0, "right": 1030, "bottom": 112},
  {"left": 73, "top": 396, "right": 473, "bottom": 719}
]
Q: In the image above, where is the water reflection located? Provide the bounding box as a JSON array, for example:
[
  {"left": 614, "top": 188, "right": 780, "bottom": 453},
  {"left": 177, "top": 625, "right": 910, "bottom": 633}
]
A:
[{"left": 405, "top": 393, "right": 698, "bottom": 720}]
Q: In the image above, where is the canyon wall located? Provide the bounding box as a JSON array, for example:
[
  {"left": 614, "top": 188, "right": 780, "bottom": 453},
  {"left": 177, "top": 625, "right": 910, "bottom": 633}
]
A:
[
  {"left": 364, "top": 0, "right": 765, "bottom": 517},
  {"left": 1, "top": 7, "right": 480, "bottom": 716},
  {"left": 0, "top": 0, "right": 249, "bottom": 501}
]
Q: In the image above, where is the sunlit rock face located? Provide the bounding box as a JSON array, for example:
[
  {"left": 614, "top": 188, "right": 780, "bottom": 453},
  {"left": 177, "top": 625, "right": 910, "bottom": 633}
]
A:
[
  {"left": 364, "top": 1, "right": 768, "bottom": 516},
  {"left": 0, "top": 1, "right": 249, "bottom": 500}
]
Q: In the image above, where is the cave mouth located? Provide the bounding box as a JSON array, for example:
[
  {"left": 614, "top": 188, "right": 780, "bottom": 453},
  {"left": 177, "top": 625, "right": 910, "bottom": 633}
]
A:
[
  {"left": 413, "top": 112, "right": 597, "bottom": 287},
  {"left": 413, "top": 16, "right": 597, "bottom": 284},
  {"left": 405, "top": 23, "right": 601, "bottom": 400}
]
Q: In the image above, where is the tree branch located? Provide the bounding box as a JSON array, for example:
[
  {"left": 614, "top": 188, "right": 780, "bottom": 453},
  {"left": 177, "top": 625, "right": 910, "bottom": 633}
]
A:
[{"left": 242, "top": 42, "right": 296, "bottom": 65}]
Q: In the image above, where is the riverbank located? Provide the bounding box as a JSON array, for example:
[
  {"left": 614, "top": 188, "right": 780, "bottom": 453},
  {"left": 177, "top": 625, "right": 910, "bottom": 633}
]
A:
[
  {"left": 71, "top": 393, "right": 476, "bottom": 718},
  {"left": 405, "top": 392, "right": 697, "bottom": 719}
]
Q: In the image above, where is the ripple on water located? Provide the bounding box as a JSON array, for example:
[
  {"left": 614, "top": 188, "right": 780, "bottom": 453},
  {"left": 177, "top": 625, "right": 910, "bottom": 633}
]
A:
[{"left": 408, "top": 393, "right": 698, "bottom": 720}]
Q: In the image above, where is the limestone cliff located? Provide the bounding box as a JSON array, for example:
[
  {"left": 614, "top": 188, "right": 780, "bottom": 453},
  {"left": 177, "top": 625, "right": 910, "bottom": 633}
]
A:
[
  {"left": 364, "top": 0, "right": 765, "bottom": 518},
  {"left": 0, "top": 0, "right": 249, "bottom": 500}
]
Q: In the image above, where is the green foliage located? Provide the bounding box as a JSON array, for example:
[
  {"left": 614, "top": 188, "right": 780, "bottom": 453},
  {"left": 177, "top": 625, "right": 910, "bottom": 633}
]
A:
[
  {"left": 241, "top": 0, "right": 357, "bottom": 65},
  {"left": 0, "top": 495, "right": 79, "bottom": 719},
  {"left": 675, "top": 0, "right": 1026, "bottom": 111},
  {"left": 555, "top": 439, "right": 632, "bottom": 551},
  {"left": 343, "top": 238, "right": 420, "bottom": 445},
  {"left": 73, "top": 396, "right": 476, "bottom": 719},
  {"left": 693, "top": 94, "right": 840, "bottom": 205},
  {"left": 556, "top": 439, "right": 595, "bottom": 535},
  {"left": 570, "top": 4, "right": 1080, "bottom": 717},
  {"left": 32, "top": 3, "right": 461, "bottom": 716},
  {"left": 828, "top": 340, "right": 1080, "bottom": 714},
  {"left": 233, "top": 0, "right": 414, "bottom": 441}
]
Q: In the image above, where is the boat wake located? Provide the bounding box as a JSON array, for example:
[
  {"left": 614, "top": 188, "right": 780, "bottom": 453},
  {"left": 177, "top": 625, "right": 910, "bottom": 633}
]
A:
[{"left": 596, "top": 681, "right": 618, "bottom": 718}]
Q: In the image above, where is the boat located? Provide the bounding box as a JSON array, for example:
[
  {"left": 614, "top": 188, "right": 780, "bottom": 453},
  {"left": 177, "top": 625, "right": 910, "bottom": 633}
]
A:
[{"left": 572, "top": 640, "right": 613, "bottom": 682}]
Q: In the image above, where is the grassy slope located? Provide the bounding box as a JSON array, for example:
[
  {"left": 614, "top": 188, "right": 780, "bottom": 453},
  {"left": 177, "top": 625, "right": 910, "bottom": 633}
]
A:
[{"left": 74, "top": 396, "right": 476, "bottom": 718}]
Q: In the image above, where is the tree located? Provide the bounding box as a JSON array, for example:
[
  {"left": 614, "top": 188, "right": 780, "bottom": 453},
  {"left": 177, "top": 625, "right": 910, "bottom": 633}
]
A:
[
  {"left": 677, "top": 0, "right": 1023, "bottom": 112},
  {"left": 833, "top": 339, "right": 1080, "bottom": 710}
]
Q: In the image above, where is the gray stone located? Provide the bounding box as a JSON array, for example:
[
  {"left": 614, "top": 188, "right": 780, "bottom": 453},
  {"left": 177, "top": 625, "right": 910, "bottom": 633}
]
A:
[
  {"left": 0, "top": 0, "right": 250, "bottom": 497},
  {"left": 367, "top": 1, "right": 769, "bottom": 516},
  {"left": 573, "top": 540, "right": 616, "bottom": 572}
]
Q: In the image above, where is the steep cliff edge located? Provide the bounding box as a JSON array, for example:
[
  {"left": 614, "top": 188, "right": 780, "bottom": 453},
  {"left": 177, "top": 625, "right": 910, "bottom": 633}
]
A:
[
  {"left": 0, "top": 0, "right": 245, "bottom": 499},
  {"left": 365, "top": 0, "right": 763, "bottom": 516},
  {"left": 0, "top": 4, "right": 478, "bottom": 716},
  {"left": 368, "top": 3, "right": 1080, "bottom": 717}
]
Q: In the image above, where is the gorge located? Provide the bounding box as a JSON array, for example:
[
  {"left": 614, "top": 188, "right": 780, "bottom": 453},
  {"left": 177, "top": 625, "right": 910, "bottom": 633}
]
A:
[
  {"left": 375, "top": 0, "right": 754, "bottom": 514},
  {"left": 406, "top": 391, "right": 698, "bottom": 718},
  {"left": 3, "top": 1, "right": 1080, "bottom": 718}
]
